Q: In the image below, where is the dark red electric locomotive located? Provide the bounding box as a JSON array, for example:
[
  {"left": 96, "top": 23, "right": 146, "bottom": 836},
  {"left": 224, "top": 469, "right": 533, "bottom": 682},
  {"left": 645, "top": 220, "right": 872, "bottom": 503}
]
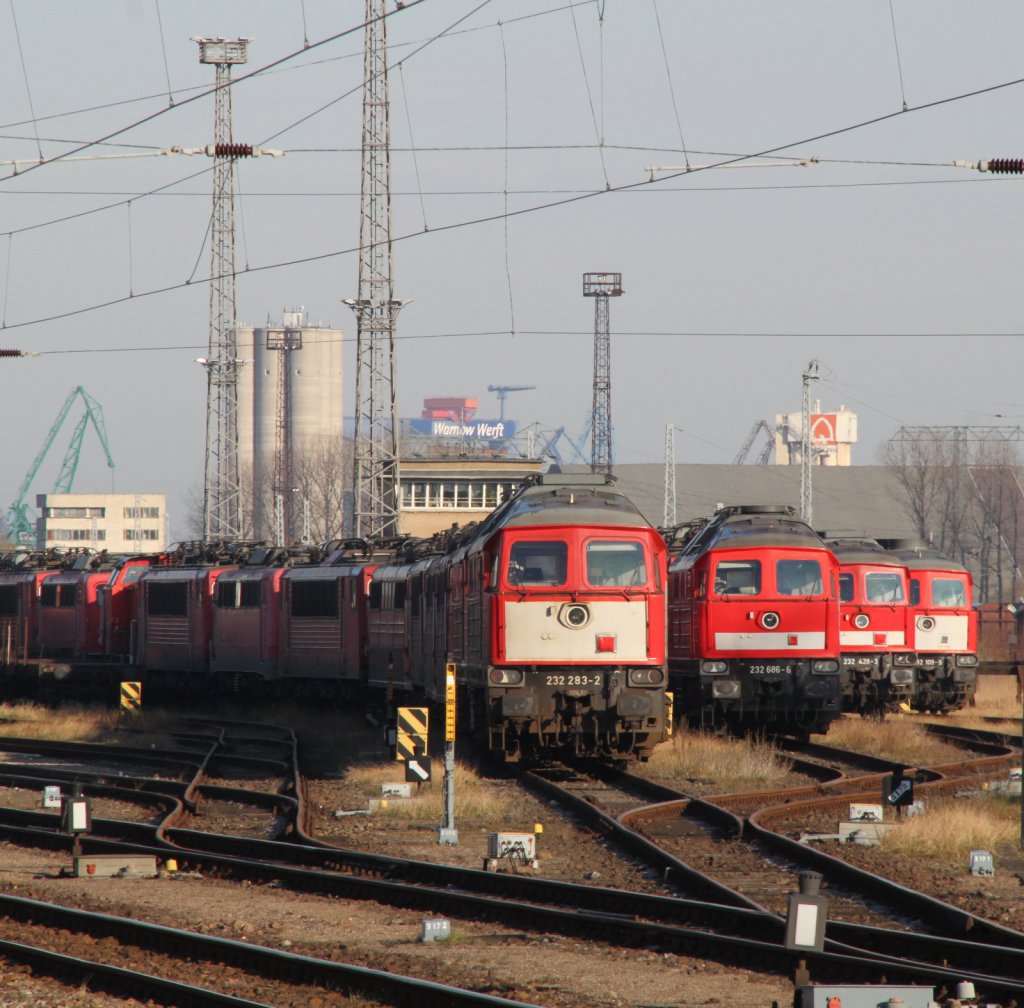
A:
[{"left": 664, "top": 504, "right": 841, "bottom": 737}]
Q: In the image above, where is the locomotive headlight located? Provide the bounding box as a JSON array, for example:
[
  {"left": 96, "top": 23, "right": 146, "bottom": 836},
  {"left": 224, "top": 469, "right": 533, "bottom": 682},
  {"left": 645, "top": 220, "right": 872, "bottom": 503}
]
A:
[
  {"left": 893, "top": 653, "right": 915, "bottom": 666},
  {"left": 853, "top": 613, "right": 870, "bottom": 629},
  {"left": 917, "top": 616, "right": 936, "bottom": 632},
  {"left": 559, "top": 603, "right": 591, "bottom": 629},
  {"left": 955, "top": 654, "right": 978, "bottom": 667},
  {"left": 812, "top": 660, "right": 839, "bottom": 673},
  {"left": 700, "top": 660, "right": 728, "bottom": 675},
  {"left": 760, "top": 611, "right": 780, "bottom": 630},
  {"left": 489, "top": 668, "right": 525, "bottom": 686},
  {"left": 627, "top": 668, "right": 665, "bottom": 687}
]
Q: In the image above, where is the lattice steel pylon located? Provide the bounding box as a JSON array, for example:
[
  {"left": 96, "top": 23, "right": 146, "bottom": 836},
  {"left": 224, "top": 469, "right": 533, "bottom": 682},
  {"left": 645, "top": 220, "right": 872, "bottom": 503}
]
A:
[
  {"left": 196, "top": 37, "right": 249, "bottom": 542},
  {"left": 347, "top": 1, "right": 404, "bottom": 540},
  {"left": 583, "top": 272, "right": 623, "bottom": 475}
]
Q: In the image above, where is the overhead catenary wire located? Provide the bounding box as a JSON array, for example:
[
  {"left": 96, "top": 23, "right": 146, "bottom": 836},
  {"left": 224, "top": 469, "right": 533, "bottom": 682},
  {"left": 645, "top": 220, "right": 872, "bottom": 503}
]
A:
[
  {"left": 9, "top": 0, "right": 42, "bottom": 163},
  {"left": 500, "top": 22, "right": 517, "bottom": 336},
  {"left": 651, "top": 0, "right": 690, "bottom": 171},
  {"left": 567, "top": 0, "right": 609, "bottom": 188},
  {"left": 153, "top": 0, "right": 175, "bottom": 108},
  {"left": 396, "top": 62, "right": 429, "bottom": 233},
  {"left": 0, "top": 41, "right": 1022, "bottom": 332},
  {"left": 887, "top": 0, "right": 909, "bottom": 112}
]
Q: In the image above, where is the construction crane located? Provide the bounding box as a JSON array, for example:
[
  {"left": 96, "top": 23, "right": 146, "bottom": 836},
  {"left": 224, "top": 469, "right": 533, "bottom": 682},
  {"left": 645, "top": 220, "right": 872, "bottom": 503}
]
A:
[
  {"left": 487, "top": 384, "right": 535, "bottom": 421},
  {"left": 733, "top": 419, "right": 774, "bottom": 465},
  {"left": 3, "top": 386, "right": 115, "bottom": 545}
]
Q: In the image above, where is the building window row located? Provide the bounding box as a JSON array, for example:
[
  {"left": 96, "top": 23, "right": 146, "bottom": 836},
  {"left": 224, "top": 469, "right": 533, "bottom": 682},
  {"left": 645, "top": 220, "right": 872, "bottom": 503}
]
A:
[
  {"left": 399, "top": 481, "right": 518, "bottom": 510},
  {"left": 46, "top": 507, "right": 106, "bottom": 519},
  {"left": 123, "top": 529, "right": 160, "bottom": 541},
  {"left": 48, "top": 528, "right": 106, "bottom": 541},
  {"left": 123, "top": 506, "right": 160, "bottom": 519}
]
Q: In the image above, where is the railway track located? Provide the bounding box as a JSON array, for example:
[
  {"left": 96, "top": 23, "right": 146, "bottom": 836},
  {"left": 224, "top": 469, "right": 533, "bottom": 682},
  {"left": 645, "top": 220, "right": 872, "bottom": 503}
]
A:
[{"left": 1, "top": 722, "right": 1023, "bottom": 1003}]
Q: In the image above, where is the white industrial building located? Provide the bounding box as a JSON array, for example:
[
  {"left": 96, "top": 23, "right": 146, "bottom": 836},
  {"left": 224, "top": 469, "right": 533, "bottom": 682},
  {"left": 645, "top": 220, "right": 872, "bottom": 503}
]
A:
[
  {"left": 236, "top": 308, "right": 344, "bottom": 539},
  {"left": 35, "top": 492, "right": 168, "bottom": 552},
  {"left": 775, "top": 404, "right": 858, "bottom": 466}
]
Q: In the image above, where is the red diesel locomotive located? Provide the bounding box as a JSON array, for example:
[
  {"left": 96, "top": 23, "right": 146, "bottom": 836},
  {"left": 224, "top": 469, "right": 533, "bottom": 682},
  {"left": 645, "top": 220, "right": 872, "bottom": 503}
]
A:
[
  {"left": 883, "top": 542, "right": 978, "bottom": 712},
  {"left": 664, "top": 504, "right": 842, "bottom": 737},
  {"left": 821, "top": 535, "right": 916, "bottom": 716},
  {"left": 369, "top": 473, "right": 670, "bottom": 761}
]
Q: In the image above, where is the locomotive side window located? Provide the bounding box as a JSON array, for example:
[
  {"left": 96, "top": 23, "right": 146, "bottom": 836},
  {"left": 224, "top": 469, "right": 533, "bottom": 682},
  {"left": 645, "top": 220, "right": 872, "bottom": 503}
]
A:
[
  {"left": 292, "top": 580, "right": 339, "bottom": 618},
  {"left": 0, "top": 585, "right": 17, "bottom": 615},
  {"left": 714, "top": 559, "right": 761, "bottom": 595},
  {"left": 839, "top": 572, "right": 854, "bottom": 603},
  {"left": 40, "top": 583, "right": 59, "bottom": 607},
  {"left": 60, "top": 585, "right": 77, "bottom": 608},
  {"left": 776, "top": 559, "right": 822, "bottom": 596},
  {"left": 586, "top": 541, "right": 647, "bottom": 587},
  {"left": 931, "top": 577, "right": 966, "bottom": 607},
  {"left": 508, "top": 541, "right": 567, "bottom": 586},
  {"left": 147, "top": 581, "right": 188, "bottom": 617},
  {"left": 865, "top": 572, "right": 903, "bottom": 603}
]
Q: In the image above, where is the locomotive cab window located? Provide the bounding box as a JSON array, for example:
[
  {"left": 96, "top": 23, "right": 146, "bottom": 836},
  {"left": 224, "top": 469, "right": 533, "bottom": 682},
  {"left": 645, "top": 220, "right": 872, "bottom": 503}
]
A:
[
  {"left": 714, "top": 559, "right": 761, "bottom": 595},
  {"left": 507, "top": 541, "right": 567, "bottom": 586},
  {"left": 776, "top": 559, "right": 822, "bottom": 596},
  {"left": 586, "top": 541, "right": 647, "bottom": 587},
  {"left": 839, "top": 572, "right": 854, "bottom": 603},
  {"left": 865, "top": 572, "right": 904, "bottom": 603},
  {"left": 909, "top": 578, "right": 920, "bottom": 606},
  {"left": 931, "top": 577, "right": 966, "bottom": 607},
  {"left": 147, "top": 581, "right": 188, "bottom": 617}
]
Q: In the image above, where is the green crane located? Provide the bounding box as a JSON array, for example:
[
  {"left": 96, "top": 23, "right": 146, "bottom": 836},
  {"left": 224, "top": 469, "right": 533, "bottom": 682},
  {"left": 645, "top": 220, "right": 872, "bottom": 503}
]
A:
[{"left": 3, "top": 386, "right": 116, "bottom": 546}]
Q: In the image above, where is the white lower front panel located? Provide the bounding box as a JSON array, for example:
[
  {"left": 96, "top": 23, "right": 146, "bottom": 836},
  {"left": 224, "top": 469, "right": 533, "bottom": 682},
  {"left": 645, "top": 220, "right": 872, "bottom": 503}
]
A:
[
  {"left": 502, "top": 599, "right": 648, "bottom": 662},
  {"left": 714, "top": 631, "right": 825, "bottom": 650}
]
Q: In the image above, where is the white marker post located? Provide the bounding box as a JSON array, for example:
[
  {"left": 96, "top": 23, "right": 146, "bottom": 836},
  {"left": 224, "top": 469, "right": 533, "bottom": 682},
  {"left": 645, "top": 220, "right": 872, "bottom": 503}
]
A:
[{"left": 438, "top": 662, "right": 458, "bottom": 845}]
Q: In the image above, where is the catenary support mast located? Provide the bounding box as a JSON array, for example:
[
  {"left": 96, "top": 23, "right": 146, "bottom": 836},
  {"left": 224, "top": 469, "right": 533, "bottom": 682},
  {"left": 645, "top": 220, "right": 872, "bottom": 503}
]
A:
[
  {"left": 196, "top": 37, "right": 249, "bottom": 541},
  {"left": 583, "top": 272, "right": 622, "bottom": 476},
  {"left": 348, "top": 0, "right": 404, "bottom": 539}
]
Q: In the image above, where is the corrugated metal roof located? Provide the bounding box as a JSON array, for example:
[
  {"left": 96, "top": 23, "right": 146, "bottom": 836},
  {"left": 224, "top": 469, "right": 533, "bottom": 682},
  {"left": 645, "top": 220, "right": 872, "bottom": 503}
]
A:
[{"left": 558, "top": 464, "right": 919, "bottom": 540}]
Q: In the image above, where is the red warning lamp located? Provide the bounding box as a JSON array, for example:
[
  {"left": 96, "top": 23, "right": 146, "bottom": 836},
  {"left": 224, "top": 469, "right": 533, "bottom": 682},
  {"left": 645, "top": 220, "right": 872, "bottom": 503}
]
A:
[
  {"left": 787, "top": 634, "right": 798, "bottom": 646},
  {"left": 595, "top": 634, "right": 617, "bottom": 653}
]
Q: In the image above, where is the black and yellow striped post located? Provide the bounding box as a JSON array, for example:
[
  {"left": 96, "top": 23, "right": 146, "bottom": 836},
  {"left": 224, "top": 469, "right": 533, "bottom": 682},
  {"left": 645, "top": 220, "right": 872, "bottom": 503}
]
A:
[
  {"left": 120, "top": 681, "right": 142, "bottom": 716},
  {"left": 666, "top": 690, "right": 674, "bottom": 738},
  {"left": 395, "top": 707, "right": 428, "bottom": 762},
  {"left": 439, "top": 663, "right": 458, "bottom": 845}
]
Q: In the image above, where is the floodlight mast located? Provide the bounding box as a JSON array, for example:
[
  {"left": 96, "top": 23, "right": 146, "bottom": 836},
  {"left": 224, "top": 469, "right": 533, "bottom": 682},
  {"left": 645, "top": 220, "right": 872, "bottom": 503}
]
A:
[
  {"left": 349, "top": 1, "right": 405, "bottom": 540},
  {"left": 583, "top": 272, "right": 622, "bottom": 476},
  {"left": 195, "top": 36, "right": 251, "bottom": 542}
]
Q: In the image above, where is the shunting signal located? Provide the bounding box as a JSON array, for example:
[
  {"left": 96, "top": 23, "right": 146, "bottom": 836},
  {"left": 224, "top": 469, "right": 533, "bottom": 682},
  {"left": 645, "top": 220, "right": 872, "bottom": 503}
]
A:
[{"left": 396, "top": 706, "right": 428, "bottom": 761}]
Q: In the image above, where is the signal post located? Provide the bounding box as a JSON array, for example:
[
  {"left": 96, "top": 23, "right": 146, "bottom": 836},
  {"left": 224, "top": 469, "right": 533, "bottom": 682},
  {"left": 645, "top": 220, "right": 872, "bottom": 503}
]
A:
[{"left": 438, "top": 663, "right": 458, "bottom": 846}]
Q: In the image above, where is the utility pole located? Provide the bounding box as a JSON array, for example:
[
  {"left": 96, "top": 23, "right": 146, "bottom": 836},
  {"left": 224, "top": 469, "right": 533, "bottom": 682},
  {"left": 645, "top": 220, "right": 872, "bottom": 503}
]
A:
[
  {"left": 664, "top": 424, "right": 676, "bottom": 527},
  {"left": 267, "top": 320, "right": 302, "bottom": 544},
  {"left": 347, "top": 0, "right": 405, "bottom": 540},
  {"left": 583, "top": 272, "right": 622, "bottom": 476},
  {"left": 800, "top": 359, "right": 820, "bottom": 524},
  {"left": 195, "top": 36, "right": 250, "bottom": 542}
]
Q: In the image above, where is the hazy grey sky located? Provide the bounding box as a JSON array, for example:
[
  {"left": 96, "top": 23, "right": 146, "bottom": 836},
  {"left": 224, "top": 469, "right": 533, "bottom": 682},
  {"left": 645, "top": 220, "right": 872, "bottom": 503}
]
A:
[{"left": 1, "top": 1, "right": 1022, "bottom": 537}]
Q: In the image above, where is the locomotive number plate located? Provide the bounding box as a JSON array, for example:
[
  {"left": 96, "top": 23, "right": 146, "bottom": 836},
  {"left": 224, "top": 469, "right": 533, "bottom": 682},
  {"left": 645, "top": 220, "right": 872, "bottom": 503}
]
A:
[
  {"left": 545, "top": 674, "right": 602, "bottom": 688},
  {"left": 746, "top": 664, "right": 791, "bottom": 676}
]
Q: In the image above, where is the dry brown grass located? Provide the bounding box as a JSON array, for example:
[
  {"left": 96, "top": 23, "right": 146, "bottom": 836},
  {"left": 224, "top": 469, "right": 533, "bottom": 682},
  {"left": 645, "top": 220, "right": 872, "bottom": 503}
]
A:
[
  {"left": 934, "top": 673, "right": 1022, "bottom": 731},
  {"left": 343, "top": 759, "right": 513, "bottom": 821},
  {"left": 826, "top": 716, "right": 963, "bottom": 766},
  {"left": 881, "top": 793, "right": 1019, "bottom": 861},
  {"left": 643, "top": 728, "right": 793, "bottom": 790},
  {"left": 0, "top": 701, "right": 179, "bottom": 750}
]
